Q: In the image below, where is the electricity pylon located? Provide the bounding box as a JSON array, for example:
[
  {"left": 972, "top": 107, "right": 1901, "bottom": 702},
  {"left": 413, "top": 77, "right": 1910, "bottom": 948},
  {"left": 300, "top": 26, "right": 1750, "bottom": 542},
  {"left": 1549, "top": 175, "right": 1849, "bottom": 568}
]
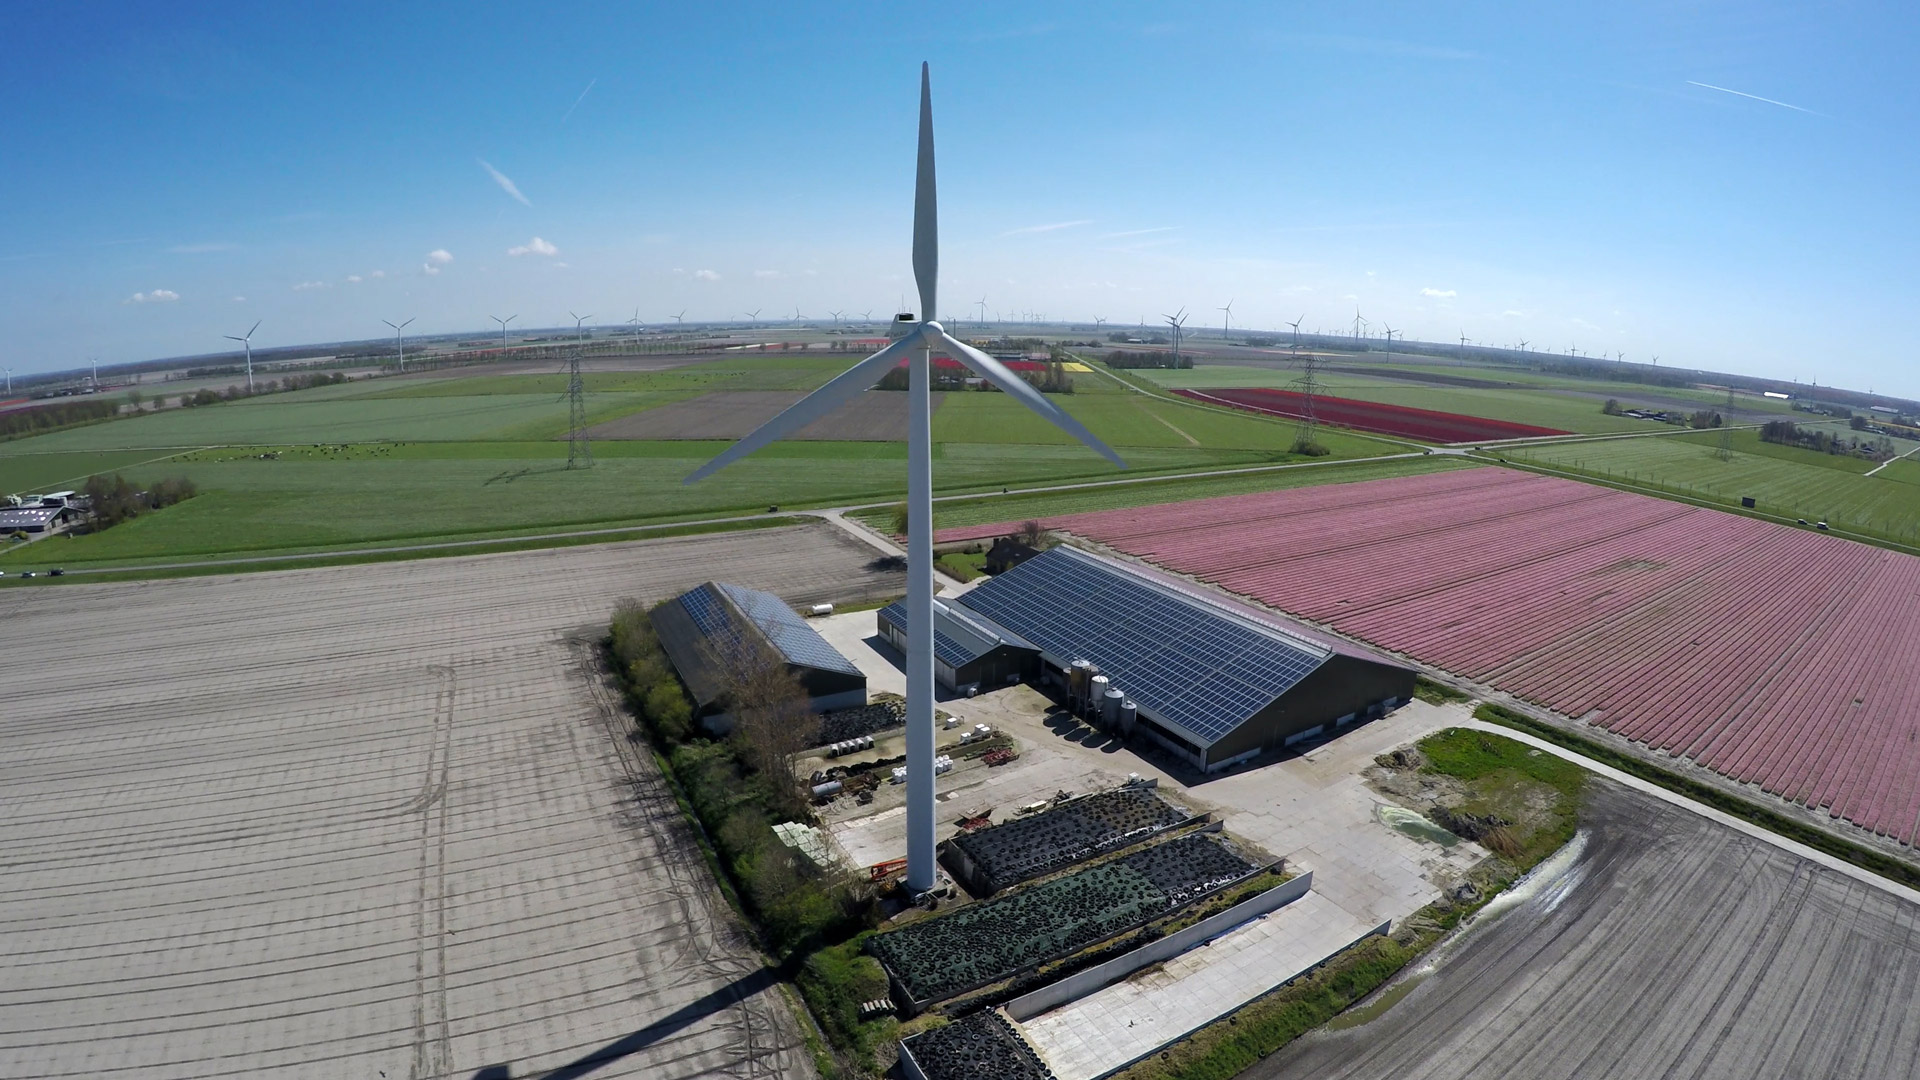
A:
[{"left": 566, "top": 348, "right": 591, "bottom": 469}]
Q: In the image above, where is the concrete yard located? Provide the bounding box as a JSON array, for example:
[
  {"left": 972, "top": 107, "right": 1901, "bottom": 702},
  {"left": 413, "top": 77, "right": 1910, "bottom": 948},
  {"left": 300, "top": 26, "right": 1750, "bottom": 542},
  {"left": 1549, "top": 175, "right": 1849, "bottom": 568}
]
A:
[
  {"left": 1252, "top": 782, "right": 1920, "bottom": 1080},
  {"left": 1022, "top": 889, "right": 1374, "bottom": 1080},
  {"left": 0, "top": 524, "right": 900, "bottom": 1080}
]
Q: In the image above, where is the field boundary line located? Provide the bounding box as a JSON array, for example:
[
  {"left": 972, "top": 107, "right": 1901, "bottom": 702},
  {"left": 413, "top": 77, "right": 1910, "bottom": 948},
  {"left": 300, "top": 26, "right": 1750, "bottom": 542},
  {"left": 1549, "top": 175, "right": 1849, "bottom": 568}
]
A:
[{"left": 1475, "top": 453, "right": 1920, "bottom": 556}]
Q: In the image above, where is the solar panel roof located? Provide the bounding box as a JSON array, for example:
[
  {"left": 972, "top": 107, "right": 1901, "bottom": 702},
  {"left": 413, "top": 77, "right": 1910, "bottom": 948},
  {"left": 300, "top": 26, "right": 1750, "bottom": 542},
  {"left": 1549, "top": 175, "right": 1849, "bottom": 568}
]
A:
[
  {"left": 678, "top": 582, "right": 863, "bottom": 677},
  {"left": 954, "top": 548, "right": 1331, "bottom": 746},
  {"left": 879, "top": 599, "right": 1036, "bottom": 668}
]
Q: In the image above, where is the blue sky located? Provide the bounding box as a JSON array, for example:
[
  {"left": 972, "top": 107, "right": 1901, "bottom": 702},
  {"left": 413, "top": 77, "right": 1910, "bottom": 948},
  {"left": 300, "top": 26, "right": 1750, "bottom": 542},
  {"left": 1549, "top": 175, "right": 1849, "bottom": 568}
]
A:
[{"left": 4, "top": 1, "right": 1916, "bottom": 396}]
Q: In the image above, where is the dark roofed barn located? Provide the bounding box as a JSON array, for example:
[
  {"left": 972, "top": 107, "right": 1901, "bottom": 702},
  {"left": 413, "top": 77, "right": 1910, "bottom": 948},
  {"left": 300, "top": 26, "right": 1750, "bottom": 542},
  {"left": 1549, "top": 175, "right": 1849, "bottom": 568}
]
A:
[
  {"left": 652, "top": 581, "right": 867, "bottom": 731},
  {"left": 877, "top": 598, "right": 1039, "bottom": 695}
]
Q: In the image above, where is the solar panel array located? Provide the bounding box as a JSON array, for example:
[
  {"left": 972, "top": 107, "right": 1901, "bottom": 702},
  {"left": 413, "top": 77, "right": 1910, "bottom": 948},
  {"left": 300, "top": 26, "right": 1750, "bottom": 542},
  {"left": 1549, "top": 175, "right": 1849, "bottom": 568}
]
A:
[
  {"left": 678, "top": 583, "right": 863, "bottom": 677},
  {"left": 956, "top": 548, "right": 1329, "bottom": 746},
  {"left": 879, "top": 599, "right": 1032, "bottom": 668}
]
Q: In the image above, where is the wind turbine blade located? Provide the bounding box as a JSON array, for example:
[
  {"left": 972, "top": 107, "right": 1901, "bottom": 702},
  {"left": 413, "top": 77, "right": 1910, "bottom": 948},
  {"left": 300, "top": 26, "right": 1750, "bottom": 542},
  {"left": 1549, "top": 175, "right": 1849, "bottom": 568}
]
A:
[
  {"left": 912, "top": 62, "right": 938, "bottom": 322},
  {"left": 247, "top": 320, "right": 261, "bottom": 338},
  {"left": 685, "top": 335, "right": 923, "bottom": 483},
  {"left": 940, "top": 331, "right": 1125, "bottom": 469}
]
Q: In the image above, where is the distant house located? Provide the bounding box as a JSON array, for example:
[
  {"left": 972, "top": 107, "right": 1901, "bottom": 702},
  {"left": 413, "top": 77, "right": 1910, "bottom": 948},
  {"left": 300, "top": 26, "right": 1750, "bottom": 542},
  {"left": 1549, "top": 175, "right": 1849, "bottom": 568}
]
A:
[
  {"left": 984, "top": 536, "right": 1041, "bottom": 575},
  {"left": 0, "top": 504, "right": 76, "bottom": 535}
]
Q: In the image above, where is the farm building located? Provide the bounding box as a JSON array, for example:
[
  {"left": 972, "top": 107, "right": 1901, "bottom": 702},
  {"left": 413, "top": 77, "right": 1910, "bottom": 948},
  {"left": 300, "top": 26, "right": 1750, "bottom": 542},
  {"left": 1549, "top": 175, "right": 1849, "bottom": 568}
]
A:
[
  {"left": 876, "top": 597, "right": 1039, "bottom": 694},
  {"left": 949, "top": 547, "right": 1416, "bottom": 772},
  {"left": 651, "top": 581, "right": 867, "bottom": 730},
  {"left": 0, "top": 503, "right": 77, "bottom": 534}
]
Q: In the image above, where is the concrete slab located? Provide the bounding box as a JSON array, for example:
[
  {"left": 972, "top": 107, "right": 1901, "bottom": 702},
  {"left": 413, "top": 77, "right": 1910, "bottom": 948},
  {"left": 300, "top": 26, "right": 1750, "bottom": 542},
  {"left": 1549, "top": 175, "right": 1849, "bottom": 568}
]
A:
[{"left": 1021, "top": 890, "right": 1374, "bottom": 1080}]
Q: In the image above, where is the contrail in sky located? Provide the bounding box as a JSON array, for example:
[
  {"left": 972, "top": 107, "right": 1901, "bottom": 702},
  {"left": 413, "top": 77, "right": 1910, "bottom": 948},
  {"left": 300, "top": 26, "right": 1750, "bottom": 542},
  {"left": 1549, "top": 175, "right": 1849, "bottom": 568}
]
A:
[
  {"left": 1687, "top": 80, "right": 1817, "bottom": 115},
  {"left": 561, "top": 78, "right": 597, "bottom": 123}
]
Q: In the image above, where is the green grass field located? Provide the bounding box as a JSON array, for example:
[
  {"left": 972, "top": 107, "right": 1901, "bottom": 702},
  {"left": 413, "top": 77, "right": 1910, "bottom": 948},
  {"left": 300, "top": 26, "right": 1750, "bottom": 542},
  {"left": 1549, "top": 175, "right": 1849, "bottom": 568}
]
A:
[{"left": 1503, "top": 429, "right": 1920, "bottom": 542}]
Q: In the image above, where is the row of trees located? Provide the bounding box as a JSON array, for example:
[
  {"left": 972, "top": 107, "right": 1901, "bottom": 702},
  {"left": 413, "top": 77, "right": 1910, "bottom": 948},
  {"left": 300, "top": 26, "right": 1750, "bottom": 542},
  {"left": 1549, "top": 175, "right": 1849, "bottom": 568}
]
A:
[
  {"left": 1103, "top": 349, "right": 1192, "bottom": 370},
  {"left": 875, "top": 362, "right": 1075, "bottom": 393},
  {"left": 1759, "top": 420, "right": 1890, "bottom": 457},
  {"left": 0, "top": 398, "right": 119, "bottom": 440},
  {"left": 79, "top": 473, "right": 198, "bottom": 530},
  {"left": 158, "top": 370, "right": 353, "bottom": 411},
  {"left": 608, "top": 600, "right": 863, "bottom": 954}
]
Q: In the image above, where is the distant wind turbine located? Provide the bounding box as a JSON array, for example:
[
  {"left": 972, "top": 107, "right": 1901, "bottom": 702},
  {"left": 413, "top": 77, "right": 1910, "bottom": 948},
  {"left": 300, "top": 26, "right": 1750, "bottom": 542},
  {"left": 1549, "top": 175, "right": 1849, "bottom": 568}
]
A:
[
  {"left": 628, "top": 307, "right": 644, "bottom": 345},
  {"left": 1287, "top": 314, "right": 1305, "bottom": 350},
  {"left": 1218, "top": 298, "right": 1234, "bottom": 340},
  {"left": 383, "top": 317, "right": 415, "bottom": 372},
  {"left": 569, "top": 311, "right": 593, "bottom": 342},
  {"left": 976, "top": 295, "right": 987, "bottom": 326},
  {"left": 685, "top": 63, "right": 1123, "bottom": 894},
  {"left": 1381, "top": 323, "right": 1399, "bottom": 360},
  {"left": 745, "top": 309, "right": 761, "bottom": 325},
  {"left": 224, "top": 321, "right": 262, "bottom": 392},
  {"left": 490, "top": 313, "right": 517, "bottom": 350}
]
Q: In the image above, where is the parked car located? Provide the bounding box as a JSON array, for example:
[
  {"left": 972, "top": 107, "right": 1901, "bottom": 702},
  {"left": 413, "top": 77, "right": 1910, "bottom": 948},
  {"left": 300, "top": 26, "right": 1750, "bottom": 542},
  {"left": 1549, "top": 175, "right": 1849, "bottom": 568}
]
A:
[
  {"left": 49, "top": 568, "right": 65, "bottom": 576},
  {"left": 19, "top": 571, "right": 34, "bottom": 578}
]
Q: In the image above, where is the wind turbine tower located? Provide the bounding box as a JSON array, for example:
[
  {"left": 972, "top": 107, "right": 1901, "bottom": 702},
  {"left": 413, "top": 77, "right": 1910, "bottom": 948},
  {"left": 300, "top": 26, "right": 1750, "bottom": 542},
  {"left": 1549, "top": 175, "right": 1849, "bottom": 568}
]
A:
[
  {"left": 1163, "top": 309, "right": 1189, "bottom": 367},
  {"left": 491, "top": 313, "right": 517, "bottom": 351},
  {"left": 976, "top": 296, "right": 987, "bottom": 327},
  {"left": 1218, "top": 299, "right": 1234, "bottom": 341},
  {"left": 1352, "top": 306, "right": 1367, "bottom": 343},
  {"left": 686, "top": 64, "right": 1123, "bottom": 894},
  {"left": 383, "top": 318, "right": 415, "bottom": 372},
  {"left": 1381, "top": 323, "right": 1399, "bottom": 362},
  {"left": 223, "top": 322, "right": 261, "bottom": 393},
  {"left": 1287, "top": 314, "right": 1305, "bottom": 350}
]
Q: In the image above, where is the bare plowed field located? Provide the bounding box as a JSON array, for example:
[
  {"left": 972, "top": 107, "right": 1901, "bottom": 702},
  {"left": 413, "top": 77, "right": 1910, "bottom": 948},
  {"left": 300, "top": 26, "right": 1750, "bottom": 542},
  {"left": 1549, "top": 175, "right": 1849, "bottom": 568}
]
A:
[
  {"left": 588, "top": 389, "right": 938, "bottom": 440},
  {"left": 0, "top": 524, "right": 897, "bottom": 1079},
  {"left": 943, "top": 467, "right": 1920, "bottom": 845}
]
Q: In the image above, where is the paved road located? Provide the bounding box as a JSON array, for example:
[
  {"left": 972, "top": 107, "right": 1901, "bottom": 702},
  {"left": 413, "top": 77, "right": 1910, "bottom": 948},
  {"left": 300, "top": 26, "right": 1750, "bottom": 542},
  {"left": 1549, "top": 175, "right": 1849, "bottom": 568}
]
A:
[
  {"left": 1253, "top": 781, "right": 1920, "bottom": 1080},
  {"left": 0, "top": 524, "right": 902, "bottom": 1079}
]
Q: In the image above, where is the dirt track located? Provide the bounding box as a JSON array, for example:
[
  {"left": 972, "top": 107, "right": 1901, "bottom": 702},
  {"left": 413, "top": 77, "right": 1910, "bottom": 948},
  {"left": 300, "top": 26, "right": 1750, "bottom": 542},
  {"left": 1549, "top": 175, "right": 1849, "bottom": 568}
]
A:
[
  {"left": 1254, "top": 782, "right": 1920, "bottom": 1080},
  {"left": 0, "top": 525, "right": 901, "bottom": 1079}
]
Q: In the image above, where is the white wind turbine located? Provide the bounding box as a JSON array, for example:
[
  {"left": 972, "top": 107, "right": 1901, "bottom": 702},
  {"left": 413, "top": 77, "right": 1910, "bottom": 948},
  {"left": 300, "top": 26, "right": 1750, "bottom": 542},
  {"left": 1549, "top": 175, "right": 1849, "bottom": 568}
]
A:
[
  {"left": 687, "top": 63, "right": 1124, "bottom": 893},
  {"left": 491, "top": 313, "right": 517, "bottom": 350},
  {"left": 383, "top": 317, "right": 415, "bottom": 371},
  {"left": 224, "top": 321, "right": 262, "bottom": 392}
]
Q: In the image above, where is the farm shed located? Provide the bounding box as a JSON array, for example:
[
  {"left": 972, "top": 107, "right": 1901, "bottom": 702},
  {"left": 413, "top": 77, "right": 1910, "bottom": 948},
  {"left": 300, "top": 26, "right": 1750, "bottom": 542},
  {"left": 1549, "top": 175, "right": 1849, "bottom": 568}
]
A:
[
  {"left": 651, "top": 581, "right": 867, "bottom": 730},
  {"left": 877, "top": 597, "right": 1039, "bottom": 694},
  {"left": 952, "top": 547, "right": 1415, "bottom": 772}
]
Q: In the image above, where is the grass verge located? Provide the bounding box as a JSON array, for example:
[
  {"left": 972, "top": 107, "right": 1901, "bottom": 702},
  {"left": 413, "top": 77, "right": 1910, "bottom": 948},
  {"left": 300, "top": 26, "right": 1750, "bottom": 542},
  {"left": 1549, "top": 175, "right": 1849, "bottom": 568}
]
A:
[
  {"left": 1113, "top": 728, "right": 1582, "bottom": 1080},
  {"left": 1472, "top": 702, "right": 1920, "bottom": 891}
]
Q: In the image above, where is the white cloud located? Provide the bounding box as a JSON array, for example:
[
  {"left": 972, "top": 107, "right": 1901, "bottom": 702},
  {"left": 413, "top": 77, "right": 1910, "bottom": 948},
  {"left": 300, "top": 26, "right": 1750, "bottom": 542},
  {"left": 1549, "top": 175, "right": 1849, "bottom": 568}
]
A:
[
  {"left": 553, "top": 261, "right": 569, "bottom": 268},
  {"left": 1098, "top": 226, "right": 1177, "bottom": 239},
  {"left": 1000, "top": 219, "right": 1094, "bottom": 237},
  {"left": 293, "top": 280, "right": 329, "bottom": 291},
  {"left": 507, "top": 236, "right": 559, "bottom": 257},
  {"left": 671, "top": 267, "right": 686, "bottom": 275},
  {"left": 346, "top": 274, "right": 362, "bottom": 283},
  {"left": 1501, "top": 309, "right": 1526, "bottom": 318},
  {"left": 370, "top": 269, "right": 385, "bottom": 279},
  {"left": 1421, "top": 287, "right": 1457, "bottom": 298},
  {"left": 422, "top": 263, "right": 441, "bottom": 276},
  {"left": 754, "top": 269, "right": 783, "bottom": 278},
  {"left": 426, "top": 249, "right": 453, "bottom": 265},
  {"left": 232, "top": 296, "right": 246, "bottom": 302},
  {"left": 694, "top": 269, "right": 720, "bottom": 281},
  {"left": 478, "top": 159, "right": 531, "bottom": 206},
  {"left": 124, "top": 289, "right": 180, "bottom": 303}
]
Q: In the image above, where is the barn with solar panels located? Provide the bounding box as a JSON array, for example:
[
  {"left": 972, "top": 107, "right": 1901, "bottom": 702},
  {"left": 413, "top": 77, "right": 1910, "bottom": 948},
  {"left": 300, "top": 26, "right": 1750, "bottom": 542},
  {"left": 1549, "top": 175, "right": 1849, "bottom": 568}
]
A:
[
  {"left": 650, "top": 581, "right": 867, "bottom": 729},
  {"left": 948, "top": 547, "right": 1415, "bottom": 772},
  {"left": 875, "top": 597, "right": 1039, "bottom": 694}
]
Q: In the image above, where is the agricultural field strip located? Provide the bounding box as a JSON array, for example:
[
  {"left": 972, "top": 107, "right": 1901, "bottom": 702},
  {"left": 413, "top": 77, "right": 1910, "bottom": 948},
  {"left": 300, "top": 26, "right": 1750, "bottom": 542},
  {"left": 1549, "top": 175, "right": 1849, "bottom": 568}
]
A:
[
  {"left": 0, "top": 524, "right": 896, "bottom": 1079},
  {"left": 1254, "top": 782, "right": 1920, "bottom": 1080},
  {"left": 943, "top": 467, "right": 1920, "bottom": 845}
]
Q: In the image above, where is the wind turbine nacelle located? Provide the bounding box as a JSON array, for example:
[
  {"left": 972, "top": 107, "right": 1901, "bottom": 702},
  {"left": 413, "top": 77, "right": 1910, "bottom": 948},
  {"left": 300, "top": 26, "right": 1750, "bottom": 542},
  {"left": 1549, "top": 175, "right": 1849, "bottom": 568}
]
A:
[{"left": 888, "top": 312, "right": 919, "bottom": 340}]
